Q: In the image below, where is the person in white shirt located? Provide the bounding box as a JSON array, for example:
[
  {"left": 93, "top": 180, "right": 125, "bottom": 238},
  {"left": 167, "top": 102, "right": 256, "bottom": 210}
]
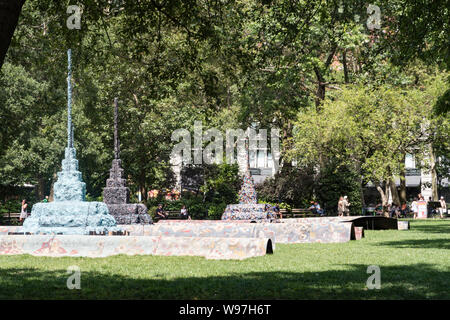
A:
[
  {"left": 411, "top": 197, "right": 418, "bottom": 219},
  {"left": 439, "top": 196, "right": 447, "bottom": 219}
]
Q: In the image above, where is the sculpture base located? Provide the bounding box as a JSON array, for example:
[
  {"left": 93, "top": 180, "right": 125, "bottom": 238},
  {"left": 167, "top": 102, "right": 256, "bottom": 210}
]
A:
[
  {"left": 106, "top": 203, "right": 152, "bottom": 224},
  {"left": 221, "top": 203, "right": 276, "bottom": 221},
  {"left": 22, "top": 201, "right": 121, "bottom": 235}
]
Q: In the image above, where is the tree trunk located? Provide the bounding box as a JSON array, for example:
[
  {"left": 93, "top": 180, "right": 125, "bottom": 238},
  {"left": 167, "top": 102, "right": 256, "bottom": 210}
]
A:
[
  {"left": 430, "top": 145, "right": 439, "bottom": 201},
  {"left": 49, "top": 172, "right": 57, "bottom": 201},
  {"left": 399, "top": 153, "right": 406, "bottom": 203},
  {"left": 342, "top": 50, "right": 349, "bottom": 83},
  {"left": 389, "top": 178, "right": 400, "bottom": 206},
  {"left": 37, "top": 177, "right": 45, "bottom": 201},
  {"left": 0, "top": 0, "right": 25, "bottom": 69},
  {"left": 375, "top": 182, "right": 389, "bottom": 217}
]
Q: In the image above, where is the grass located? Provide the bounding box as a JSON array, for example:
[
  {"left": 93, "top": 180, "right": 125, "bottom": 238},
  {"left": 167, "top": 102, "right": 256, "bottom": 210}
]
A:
[{"left": 0, "top": 219, "right": 449, "bottom": 299}]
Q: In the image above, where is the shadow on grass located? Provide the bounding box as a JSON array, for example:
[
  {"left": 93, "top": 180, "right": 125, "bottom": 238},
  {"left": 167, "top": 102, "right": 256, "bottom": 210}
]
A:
[
  {"left": 377, "top": 239, "right": 450, "bottom": 250},
  {"left": 410, "top": 223, "right": 450, "bottom": 234},
  {"left": 0, "top": 263, "right": 448, "bottom": 300}
]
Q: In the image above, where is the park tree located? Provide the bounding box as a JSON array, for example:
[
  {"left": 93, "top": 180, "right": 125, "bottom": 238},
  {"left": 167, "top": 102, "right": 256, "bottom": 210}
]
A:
[{"left": 290, "top": 69, "right": 448, "bottom": 215}]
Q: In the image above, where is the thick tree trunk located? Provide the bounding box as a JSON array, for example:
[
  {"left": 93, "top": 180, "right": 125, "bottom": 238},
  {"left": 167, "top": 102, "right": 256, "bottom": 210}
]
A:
[
  {"left": 139, "top": 184, "right": 147, "bottom": 202},
  {"left": 375, "top": 182, "right": 389, "bottom": 217},
  {"left": 0, "top": 0, "right": 25, "bottom": 69},
  {"left": 389, "top": 178, "right": 400, "bottom": 206},
  {"left": 49, "top": 172, "right": 57, "bottom": 201},
  {"left": 37, "top": 177, "right": 45, "bottom": 201}
]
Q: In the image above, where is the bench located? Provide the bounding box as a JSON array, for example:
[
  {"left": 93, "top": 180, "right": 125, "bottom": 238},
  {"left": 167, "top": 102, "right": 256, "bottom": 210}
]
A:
[
  {"left": 153, "top": 210, "right": 184, "bottom": 222},
  {"left": 279, "top": 208, "right": 318, "bottom": 218},
  {"left": 1, "top": 212, "right": 21, "bottom": 223}
]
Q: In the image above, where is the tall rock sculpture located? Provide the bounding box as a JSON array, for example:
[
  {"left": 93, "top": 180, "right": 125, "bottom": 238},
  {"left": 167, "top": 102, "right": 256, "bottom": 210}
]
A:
[
  {"left": 22, "top": 49, "right": 120, "bottom": 235},
  {"left": 222, "top": 139, "right": 276, "bottom": 221},
  {"left": 103, "top": 98, "right": 152, "bottom": 224}
]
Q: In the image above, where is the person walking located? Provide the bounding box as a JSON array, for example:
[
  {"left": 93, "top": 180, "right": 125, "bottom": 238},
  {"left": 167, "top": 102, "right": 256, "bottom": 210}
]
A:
[
  {"left": 19, "top": 199, "right": 28, "bottom": 223},
  {"left": 337, "top": 196, "right": 344, "bottom": 217},
  {"left": 411, "top": 197, "right": 418, "bottom": 219},
  {"left": 343, "top": 196, "right": 351, "bottom": 216},
  {"left": 439, "top": 196, "right": 447, "bottom": 219}
]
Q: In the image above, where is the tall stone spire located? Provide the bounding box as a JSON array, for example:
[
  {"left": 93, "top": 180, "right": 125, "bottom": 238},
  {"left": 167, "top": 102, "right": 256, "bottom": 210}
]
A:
[
  {"left": 103, "top": 98, "right": 151, "bottom": 224},
  {"left": 114, "top": 97, "right": 120, "bottom": 159},
  {"left": 22, "top": 49, "right": 121, "bottom": 235},
  {"left": 67, "top": 49, "right": 73, "bottom": 148}
]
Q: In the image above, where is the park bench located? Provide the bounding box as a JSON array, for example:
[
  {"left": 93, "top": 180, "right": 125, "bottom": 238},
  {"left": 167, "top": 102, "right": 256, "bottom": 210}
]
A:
[
  {"left": 280, "top": 208, "right": 317, "bottom": 218},
  {"left": 153, "top": 210, "right": 184, "bottom": 222},
  {"left": 1, "top": 212, "right": 21, "bottom": 223}
]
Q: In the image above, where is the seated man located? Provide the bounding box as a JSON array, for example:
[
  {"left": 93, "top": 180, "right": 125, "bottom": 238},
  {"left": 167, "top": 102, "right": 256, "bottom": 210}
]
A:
[
  {"left": 308, "top": 201, "right": 317, "bottom": 214},
  {"left": 313, "top": 202, "right": 324, "bottom": 216},
  {"left": 309, "top": 201, "right": 324, "bottom": 216},
  {"left": 400, "top": 202, "right": 408, "bottom": 217},
  {"left": 155, "top": 204, "right": 168, "bottom": 220},
  {"left": 273, "top": 204, "right": 282, "bottom": 219}
]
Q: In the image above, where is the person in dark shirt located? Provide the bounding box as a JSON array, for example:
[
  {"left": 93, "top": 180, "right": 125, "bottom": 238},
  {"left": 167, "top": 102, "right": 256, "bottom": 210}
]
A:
[
  {"left": 273, "top": 204, "right": 281, "bottom": 219},
  {"left": 155, "top": 204, "right": 167, "bottom": 220}
]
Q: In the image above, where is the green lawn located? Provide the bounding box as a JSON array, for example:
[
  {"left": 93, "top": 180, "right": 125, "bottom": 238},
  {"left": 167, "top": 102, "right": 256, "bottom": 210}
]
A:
[{"left": 0, "top": 219, "right": 449, "bottom": 299}]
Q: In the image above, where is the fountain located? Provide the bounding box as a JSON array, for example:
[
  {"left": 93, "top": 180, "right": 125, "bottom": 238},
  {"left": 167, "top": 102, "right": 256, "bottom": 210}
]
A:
[
  {"left": 22, "top": 49, "right": 121, "bottom": 235},
  {"left": 221, "top": 140, "right": 276, "bottom": 221},
  {"left": 102, "top": 98, "right": 152, "bottom": 224}
]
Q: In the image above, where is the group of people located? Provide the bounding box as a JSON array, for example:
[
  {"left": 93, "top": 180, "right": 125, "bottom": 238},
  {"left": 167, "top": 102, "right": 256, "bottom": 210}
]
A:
[
  {"left": 410, "top": 194, "right": 447, "bottom": 219},
  {"left": 337, "top": 196, "right": 351, "bottom": 217},
  {"left": 373, "top": 194, "right": 447, "bottom": 219}
]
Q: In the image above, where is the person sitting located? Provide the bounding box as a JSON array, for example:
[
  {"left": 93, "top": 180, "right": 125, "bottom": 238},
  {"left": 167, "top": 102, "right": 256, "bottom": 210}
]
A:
[
  {"left": 155, "top": 204, "right": 167, "bottom": 220},
  {"left": 400, "top": 202, "right": 408, "bottom": 218},
  {"left": 375, "top": 203, "right": 383, "bottom": 216},
  {"left": 180, "top": 205, "right": 191, "bottom": 220},
  {"left": 439, "top": 196, "right": 447, "bottom": 219},
  {"left": 308, "top": 201, "right": 317, "bottom": 214},
  {"left": 309, "top": 201, "right": 324, "bottom": 216},
  {"left": 273, "top": 204, "right": 282, "bottom": 219},
  {"left": 389, "top": 204, "right": 400, "bottom": 218}
]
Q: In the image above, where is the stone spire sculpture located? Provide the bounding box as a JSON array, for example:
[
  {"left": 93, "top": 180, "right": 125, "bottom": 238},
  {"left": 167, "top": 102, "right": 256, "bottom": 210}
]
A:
[
  {"left": 221, "top": 137, "right": 275, "bottom": 221},
  {"left": 103, "top": 98, "right": 151, "bottom": 224},
  {"left": 238, "top": 138, "right": 257, "bottom": 204},
  {"left": 22, "top": 49, "right": 120, "bottom": 235}
]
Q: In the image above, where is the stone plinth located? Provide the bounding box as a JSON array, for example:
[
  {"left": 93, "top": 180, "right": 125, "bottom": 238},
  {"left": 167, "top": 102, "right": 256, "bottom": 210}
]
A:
[
  {"left": 23, "top": 148, "right": 120, "bottom": 235},
  {"left": 222, "top": 203, "right": 276, "bottom": 221},
  {"left": 103, "top": 160, "right": 151, "bottom": 224}
]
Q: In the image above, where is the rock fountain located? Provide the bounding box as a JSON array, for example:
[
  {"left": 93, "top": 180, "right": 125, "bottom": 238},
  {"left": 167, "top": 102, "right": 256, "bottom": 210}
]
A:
[
  {"left": 22, "top": 49, "right": 121, "bottom": 235},
  {"left": 102, "top": 98, "right": 152, "bottom": 224},
  {"left": 221, "top": 140, "right": 276, "bottom": 221}
]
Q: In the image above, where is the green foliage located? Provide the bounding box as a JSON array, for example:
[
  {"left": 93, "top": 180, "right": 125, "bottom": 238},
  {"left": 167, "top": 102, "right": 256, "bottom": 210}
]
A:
[
  {"left": 316, "top": 162, "right": 362, "bottom": 215},
  {"left": 256, "top": 166, "right": 314, "bottom": 208},
  {"left": 0, "top": 199, "right": 21, "bottom": 213},
  {"left": 1, "top": 1, "right": 448, "bottom": 210}
]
